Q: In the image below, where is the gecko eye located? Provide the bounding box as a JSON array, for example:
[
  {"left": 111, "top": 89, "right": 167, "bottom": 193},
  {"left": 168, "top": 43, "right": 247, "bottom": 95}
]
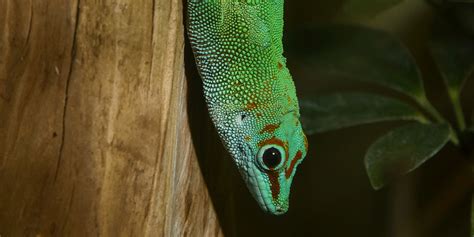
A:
[{"left": 257, "top": 145, "right": 285, "bottom": 171}]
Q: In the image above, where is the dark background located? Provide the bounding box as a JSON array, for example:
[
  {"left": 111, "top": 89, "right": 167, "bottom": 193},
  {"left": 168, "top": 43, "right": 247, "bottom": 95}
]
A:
[{"left": 185, "top": 0, "right": 473, "bottom": 236}]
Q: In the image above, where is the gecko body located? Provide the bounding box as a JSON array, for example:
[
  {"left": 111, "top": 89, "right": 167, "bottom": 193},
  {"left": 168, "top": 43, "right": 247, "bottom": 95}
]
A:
[{"left": 187, "top": 0, "right": 307, "bottom": 215}]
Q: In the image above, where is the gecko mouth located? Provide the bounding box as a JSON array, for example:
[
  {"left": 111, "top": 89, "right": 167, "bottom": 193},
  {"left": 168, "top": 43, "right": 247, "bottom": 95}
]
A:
[
  {"left": 245, "top": 164, "right": 290, "bottom": 215},
  {"left": 272, "top": 199, "right": 289, "bottom": 215},
  {"left": 275, "top": 207, "right": 287, "bottom": 215}
]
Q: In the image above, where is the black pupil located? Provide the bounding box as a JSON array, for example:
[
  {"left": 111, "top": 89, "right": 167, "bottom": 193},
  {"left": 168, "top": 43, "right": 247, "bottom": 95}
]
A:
[{"left": 262, "top": 147, "right": 282, "bottom": 169}]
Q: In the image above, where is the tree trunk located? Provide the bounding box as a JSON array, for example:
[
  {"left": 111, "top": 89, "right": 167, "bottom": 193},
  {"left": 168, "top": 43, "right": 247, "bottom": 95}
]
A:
[{"left": 0, "top": 0, "right": 223, "bottom": 236}]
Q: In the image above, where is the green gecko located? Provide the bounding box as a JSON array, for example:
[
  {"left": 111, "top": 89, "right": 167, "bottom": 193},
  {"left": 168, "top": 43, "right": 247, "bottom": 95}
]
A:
[{"left": 187, "top": 0, "right": 308, "bottom": 215}]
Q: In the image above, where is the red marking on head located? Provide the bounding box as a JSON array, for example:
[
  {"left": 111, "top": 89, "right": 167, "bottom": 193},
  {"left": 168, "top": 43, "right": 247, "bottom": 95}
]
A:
[
  {"left": 259, "top": 123, "right": 280, "bottom": 134},
  {"left": 285, "top": 150, "right": 303, "bottom": 179},
  {"left": 256, "top": 112, "right": 263, "bottom": 118},
  {"left": 278, "top": 61, "right": 283, "bottom": 70},
  {"left": 258, "top": 137, "right": 283, "bottom": 147},
  {"left": 246, "top": 102, "right": 257, "bottom": 110},
  {"left": 266, "top": 171, "right": 280, "bottom": 200},
  {"left": 258, "top": 137, "right": 289, "bottom": 169},
  {"left": 244, "top": 136, "right": 251, "bottom": 142}
]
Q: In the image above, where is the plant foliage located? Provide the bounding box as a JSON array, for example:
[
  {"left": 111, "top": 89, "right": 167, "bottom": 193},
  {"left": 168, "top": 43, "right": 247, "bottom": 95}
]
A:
[
  {"left": 300, "top": 93, "right": 424, "bottom": 134},
  {"left": 290, "top": 23, "right": 473, "bottom": 189},
  {"left": 288, "top": 1, "right": 474, "bottom": 235}
]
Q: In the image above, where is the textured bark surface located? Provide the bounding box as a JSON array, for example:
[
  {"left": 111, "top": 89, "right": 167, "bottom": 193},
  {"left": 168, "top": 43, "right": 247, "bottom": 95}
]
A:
[{"left": 0, "top": 0, "right": 223, "bottom": 236}]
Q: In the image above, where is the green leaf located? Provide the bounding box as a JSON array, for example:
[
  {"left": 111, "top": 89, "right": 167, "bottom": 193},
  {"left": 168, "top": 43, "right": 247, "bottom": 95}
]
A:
[
  {"left": 300, "top": 93, "right": 425, "bottom": 134},
  {"left": 430, "top": 26, "right": 474, "bottom": 96},
  {"left": 342, "top": 0, "right": 402, "bottom": 18},
  {"left": 365, "top": 123, "right": 450, "bottom": 190},
  {"left": 430, "top": 24, "right": 474, "bottom": 130},
  {"left": 286, "top": 25, "right": 425, "bottom": 100}
]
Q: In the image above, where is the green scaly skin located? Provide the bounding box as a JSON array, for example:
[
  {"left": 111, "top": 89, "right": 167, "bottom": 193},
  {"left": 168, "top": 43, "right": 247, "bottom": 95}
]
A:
[{"left": 187, "top": 0, "right": 308, "bottom": 215}]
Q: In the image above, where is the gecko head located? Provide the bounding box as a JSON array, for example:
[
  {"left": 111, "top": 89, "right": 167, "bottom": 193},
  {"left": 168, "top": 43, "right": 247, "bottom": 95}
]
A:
[{"left": 234, "top": 110, "right": 308, "bottom": 215}]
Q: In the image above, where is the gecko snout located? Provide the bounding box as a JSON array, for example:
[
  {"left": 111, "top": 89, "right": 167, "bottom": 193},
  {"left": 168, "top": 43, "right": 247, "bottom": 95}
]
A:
[{"left": 273, "top": 205, "right": 288, "bottom": 215}]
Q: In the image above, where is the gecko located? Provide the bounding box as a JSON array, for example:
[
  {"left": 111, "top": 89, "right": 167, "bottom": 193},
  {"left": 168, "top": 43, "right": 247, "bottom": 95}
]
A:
[{"left": 187, "top": 0, "right": 308, "bottom": 215}]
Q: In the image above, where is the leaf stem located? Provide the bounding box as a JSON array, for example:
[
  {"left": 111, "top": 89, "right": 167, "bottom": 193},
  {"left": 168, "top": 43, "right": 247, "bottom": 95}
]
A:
[
  {"left": 417, "top": 95, "right": 460, "bottom": 145},
  {"left": 419, "top": 97, "right": 444, "bottom": 123},
  {"left": 451, "top": 93, "right": 467, "bottom": 131}
]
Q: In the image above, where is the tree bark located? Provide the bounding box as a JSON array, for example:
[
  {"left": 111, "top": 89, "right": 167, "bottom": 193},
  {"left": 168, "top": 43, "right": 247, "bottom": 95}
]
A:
[{"left": 0, "top": 0, "right": 223, "bottom": 236}]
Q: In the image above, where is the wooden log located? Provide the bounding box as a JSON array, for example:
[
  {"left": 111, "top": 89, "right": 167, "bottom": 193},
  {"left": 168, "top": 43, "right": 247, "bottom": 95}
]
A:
[{"left": 0, "top": 0, "right": 223, "bottom": 236}]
